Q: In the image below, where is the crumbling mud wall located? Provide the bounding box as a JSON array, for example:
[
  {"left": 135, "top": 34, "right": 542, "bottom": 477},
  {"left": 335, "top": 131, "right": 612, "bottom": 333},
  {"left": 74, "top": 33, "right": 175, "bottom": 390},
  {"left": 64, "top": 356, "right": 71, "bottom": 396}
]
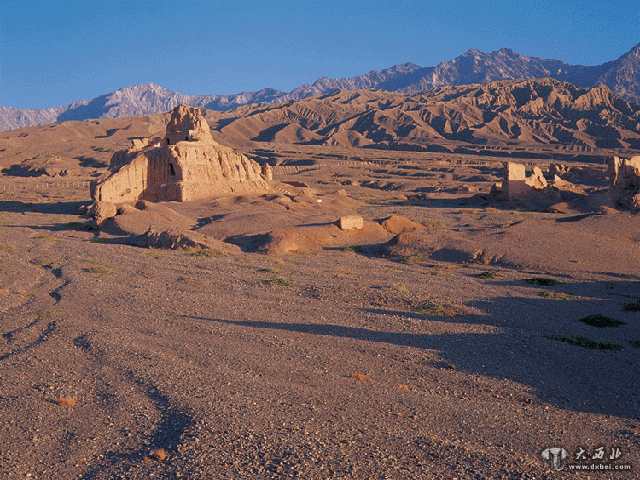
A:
[{"left": 91, "top": 104, "right": 271, "bottom": 203}]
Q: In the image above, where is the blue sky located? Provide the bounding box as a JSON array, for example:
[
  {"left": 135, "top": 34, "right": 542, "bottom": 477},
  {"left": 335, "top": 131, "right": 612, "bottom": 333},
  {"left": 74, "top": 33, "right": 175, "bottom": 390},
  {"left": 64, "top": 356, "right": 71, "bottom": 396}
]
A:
[{"left": 1, "top": 0, "right": 639, "bottom": 109}]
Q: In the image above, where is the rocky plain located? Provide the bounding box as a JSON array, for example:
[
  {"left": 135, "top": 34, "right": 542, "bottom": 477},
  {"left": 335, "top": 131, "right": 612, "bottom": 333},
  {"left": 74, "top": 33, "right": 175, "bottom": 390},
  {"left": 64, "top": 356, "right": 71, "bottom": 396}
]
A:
[{"left": 0, "top": 82, "right": 639, "bottom": 479}]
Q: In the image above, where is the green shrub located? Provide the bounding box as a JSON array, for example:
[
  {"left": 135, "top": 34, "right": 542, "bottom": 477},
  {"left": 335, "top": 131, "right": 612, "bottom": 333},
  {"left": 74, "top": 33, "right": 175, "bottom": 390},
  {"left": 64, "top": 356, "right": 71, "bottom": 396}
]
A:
[
  {"left": 537, "top": 291, "right": 574, "bottom": 300},
  {"left": 525, "top": 277, "right": 563, "bottom": 286},
  {"left": 548, "top": 335, "right": 623, "bottom": 351},
  {"left": 578, "top": 314, "right": 625, "bottom": 328},
  {"left": 478, "top": 271, "right": 501, "bottom": 279},
  {"left": 623, "top": 300, "right": 640, "bottom": 312}
]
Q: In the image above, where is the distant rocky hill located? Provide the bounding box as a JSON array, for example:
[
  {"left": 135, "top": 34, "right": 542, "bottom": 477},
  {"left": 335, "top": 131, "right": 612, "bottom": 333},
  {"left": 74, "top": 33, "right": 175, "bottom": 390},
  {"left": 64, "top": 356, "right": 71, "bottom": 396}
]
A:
[
  {"left": 1, "top": 43, "right": 639, "bottom": 131},
  {"left": 209, "top": 78, "right": 640, "bottom": 154}
]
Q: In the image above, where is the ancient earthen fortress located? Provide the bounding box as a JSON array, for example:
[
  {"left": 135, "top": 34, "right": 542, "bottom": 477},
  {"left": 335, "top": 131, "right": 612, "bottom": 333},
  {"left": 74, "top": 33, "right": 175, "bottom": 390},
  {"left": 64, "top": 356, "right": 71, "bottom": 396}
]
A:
[{"left": 91, "top": 105, "right": 272, "bottom": 203}]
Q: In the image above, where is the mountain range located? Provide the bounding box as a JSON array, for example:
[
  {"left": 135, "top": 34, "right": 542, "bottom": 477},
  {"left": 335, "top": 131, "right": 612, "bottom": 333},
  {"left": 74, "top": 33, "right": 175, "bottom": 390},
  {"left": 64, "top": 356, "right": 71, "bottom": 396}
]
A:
[
  {"left": 1, "top": 43, "right": 639, "bottom": 132},
  {"left": 209, "top": 78, "right": 640, "bottom": 155}
]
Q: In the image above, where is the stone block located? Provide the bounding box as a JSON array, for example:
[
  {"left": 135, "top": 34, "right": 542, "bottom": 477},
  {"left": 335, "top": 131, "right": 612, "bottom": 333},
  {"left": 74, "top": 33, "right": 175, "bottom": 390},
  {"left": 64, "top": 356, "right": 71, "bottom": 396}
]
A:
[{"left": 338, "top": 215, "right": 364, "bottom": 231}]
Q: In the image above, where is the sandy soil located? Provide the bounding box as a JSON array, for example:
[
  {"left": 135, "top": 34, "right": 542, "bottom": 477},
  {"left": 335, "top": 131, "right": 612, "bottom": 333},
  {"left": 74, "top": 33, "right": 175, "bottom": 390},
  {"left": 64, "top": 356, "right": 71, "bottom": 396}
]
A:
[{"left": 0, "top": 131, "right": 639, "bottom": 479}]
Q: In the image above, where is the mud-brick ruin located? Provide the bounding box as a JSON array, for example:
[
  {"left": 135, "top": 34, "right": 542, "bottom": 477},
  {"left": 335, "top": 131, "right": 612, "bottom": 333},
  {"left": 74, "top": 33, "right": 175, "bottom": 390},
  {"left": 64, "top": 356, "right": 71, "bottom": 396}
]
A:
[{"left": 91, "top": 104, "right": 272, "bottom": 203}]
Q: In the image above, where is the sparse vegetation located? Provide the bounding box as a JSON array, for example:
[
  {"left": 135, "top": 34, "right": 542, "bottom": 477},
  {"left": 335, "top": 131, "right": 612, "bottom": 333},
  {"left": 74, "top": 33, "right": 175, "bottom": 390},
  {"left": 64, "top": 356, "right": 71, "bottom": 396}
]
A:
[
  {"left": 263, "top": 278, "right": 293, "bottom": 287},
  {"left": 329, "top": 268, "right": 354, "bottom": 276},
  {"left": 33, "top": 310, "right": 65, "bottom": 320},
  {"left": 399, "top": 254, "right": 429, "bottom": 265},
  {"left": 412, "top": 301, "right": 460, "bottom": 318},
  {"left": 422, "top": 220, "right": 446, "bottom": 229},
  {"left": 0, "top": 244, "right": 18, "bottom": 252},
  {"left": 82, "top": 265, "right": 118, "bottom": 275},
  {"left": 537, "top": 291, "right": 574, "bottom": 300},
  {"left": 342, "top": 246, "right": 366, "bottom": 254},
  {"left": 141, "top": 249, "right": 167, "bottom": 258},
  {"left": 387, "top": 283, "right": 409, "bottom": 294},
  {"left": 88, "top": 237, "right": 109, "bottom": 244},
  {"left": 548, "top": 334, "right": 623, "bottom": 351},
  {"left": 32, "top": 259, "right": 57, "bottom": 268},
  {"left": 525, "top": 277, "right": 563, "bottom": 286},
  {"left": 59, "top": 221, "right": 86, "bottom": 230},
  {"left": 578, "top": 314, "right": 625, "bottom": 328},
  {"left": 628, "top": 340, "right": 640, "bottom": 348},
  {"left": 623, "top": 299, "right": 640, "bottom": 312},
  {"left": 478, "top": 270, "right": 501, "bottom": 279},
  {"left": 33, "top": 235, "right": 63, "bottom": 242},
  {"left": 259, "top": 267, "right": 281, "bottom": 274},
  {"left": 188, "top": 249, "right": 226, "bottom": 258}
]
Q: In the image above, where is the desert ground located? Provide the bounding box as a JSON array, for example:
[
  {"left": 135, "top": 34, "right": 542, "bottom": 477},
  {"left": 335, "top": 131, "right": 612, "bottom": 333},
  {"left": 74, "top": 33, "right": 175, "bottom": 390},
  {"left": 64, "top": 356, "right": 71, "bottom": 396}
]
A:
[{"left": 0, "top": 113, "right": 639, "bottom": 479}]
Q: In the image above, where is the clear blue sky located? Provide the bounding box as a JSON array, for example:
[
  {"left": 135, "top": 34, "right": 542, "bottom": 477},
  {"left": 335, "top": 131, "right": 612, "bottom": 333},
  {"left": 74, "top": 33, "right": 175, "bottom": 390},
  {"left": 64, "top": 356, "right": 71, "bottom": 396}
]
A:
[{"left": 1, "top": 0, "right": 639, "bottom": 109}]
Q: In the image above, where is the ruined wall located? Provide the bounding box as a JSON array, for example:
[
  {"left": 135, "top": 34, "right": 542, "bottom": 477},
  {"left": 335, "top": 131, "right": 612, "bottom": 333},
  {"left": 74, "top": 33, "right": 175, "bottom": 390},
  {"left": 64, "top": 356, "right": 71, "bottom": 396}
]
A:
[
  {"left": 91, "top": 153, "right": 149, "bottom": 203},
  {"left": 609, "top": 156, "right": 640, "bottom": 191},
  {"left": 91, "top": 141, "right": 270, "bottom": 203}
]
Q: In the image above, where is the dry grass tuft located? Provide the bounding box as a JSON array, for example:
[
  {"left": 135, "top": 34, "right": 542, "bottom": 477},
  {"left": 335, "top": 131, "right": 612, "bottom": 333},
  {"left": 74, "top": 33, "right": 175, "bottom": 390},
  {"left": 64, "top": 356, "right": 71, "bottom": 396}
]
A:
[
  {"left": 329, "top": 268, "right": 354, "bottom": 276},
  {"left": 477, "top": 270, "right": 501, "bottom": 279},
  {"left": 422, "top": 220, "right": 446, "bottom": 229},
  {"left": 34, "top": 309, "right": 65, "bottom": 320},
  {"left": 188, "top": 249, "right": 226, "bottom": 258},
  {"left": 548, "top": 334, "right": 623, "bottom": 351},
  {"left": 537, "top": 291, "right": 574, "bottom": 300},
  {"left": 259, "top": 267, "right": 281, "bottom": 274},
  {"left": 82, "top": 265, "right": 118, "bottom": 275},
  {"left": 399, "top": 254, "right": 430, "bottom": 265},
  {"left": 351, "top": 373, "right": 372, "bottom": 382},
  {"left": 412, "top": 301, "right": 460, "bottom": 318},
  {"left": 623, "top": 299, "right": 640, "bottom": 312},
  {"left": 32, "top": 235, "right": 63, "bottom": 243},
  {"left": 57, "top": 397, "right": 76, "bottom": 407},
  {"left": 578, "top": 314, "right": 625, "bottom": 328},
  {"left": 525, "top": 277, "right": 564, "bottom": 286},
  {"left": 150, "top": 448, "right": 168, "bottom": 462},
  {"left": 263, "top": 278, "right": 293, "bottom": 287}
]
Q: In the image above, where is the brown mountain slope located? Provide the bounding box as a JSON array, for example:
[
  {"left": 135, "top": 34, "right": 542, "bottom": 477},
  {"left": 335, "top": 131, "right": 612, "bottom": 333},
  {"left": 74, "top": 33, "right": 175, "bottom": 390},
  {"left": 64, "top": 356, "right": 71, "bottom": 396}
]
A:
[{"left": 209, "top": 79, "right": 640, "bottom": 155}]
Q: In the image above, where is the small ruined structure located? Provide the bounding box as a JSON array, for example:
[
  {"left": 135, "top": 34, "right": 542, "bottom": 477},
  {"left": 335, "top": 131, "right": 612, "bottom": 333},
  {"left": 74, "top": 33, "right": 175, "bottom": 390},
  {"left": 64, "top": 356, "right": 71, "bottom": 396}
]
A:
[
  {"left": 608, "top": 156, "right": 640, "bottom": 209},
  {"left": 501, "top": 162, "right": 548, "bottom": 200},
  {"left": 91, "top": 104, "right": 271, "bottom": 203}
]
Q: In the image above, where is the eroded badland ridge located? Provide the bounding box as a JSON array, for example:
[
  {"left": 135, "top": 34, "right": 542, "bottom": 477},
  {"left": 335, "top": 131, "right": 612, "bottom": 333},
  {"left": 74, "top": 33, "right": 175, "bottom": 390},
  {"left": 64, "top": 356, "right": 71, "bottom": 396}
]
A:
[
  {"left": 2, "top": 43, "right": 640, "bottom": 131},
  {"left": 0, "top": 83, "right": 639, "bottom": 477}
]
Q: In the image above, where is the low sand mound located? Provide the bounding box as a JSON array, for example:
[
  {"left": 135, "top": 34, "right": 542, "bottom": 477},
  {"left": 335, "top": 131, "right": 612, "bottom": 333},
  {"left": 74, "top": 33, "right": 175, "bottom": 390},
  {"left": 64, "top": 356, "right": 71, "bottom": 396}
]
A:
[
  {"left": 145, "top": 227, "right": 240, "bottom": 254},
  {"left": 95, "top": 200, "right": 238, "bottom": 252},
  {"left": 379, "top": 214, "right": 425, "bottom": 235},
  {"left": 104, "top": 200, "right": 194, "bottom": 237},
  {"left": 2, "top": 156, "right": 82, "bottom": 177},
  {"left": 254, "top": 221, "right": 391, "bottom": 255},
  {"left": 383, "top": 214, "right": 640, "bottom": 275}
]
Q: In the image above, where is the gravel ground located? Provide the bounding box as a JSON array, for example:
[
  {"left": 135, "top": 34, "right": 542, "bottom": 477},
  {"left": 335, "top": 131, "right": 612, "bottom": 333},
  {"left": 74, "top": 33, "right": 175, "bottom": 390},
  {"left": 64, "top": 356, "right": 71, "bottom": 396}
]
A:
[{"left": 0, "top": 172, "right": 639, "bottom": 479}]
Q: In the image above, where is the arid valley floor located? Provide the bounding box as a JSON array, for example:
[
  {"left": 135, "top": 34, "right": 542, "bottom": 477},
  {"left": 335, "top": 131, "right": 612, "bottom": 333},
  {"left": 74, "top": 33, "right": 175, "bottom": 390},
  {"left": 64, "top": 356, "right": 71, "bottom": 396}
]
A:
[{"left": 0, "top": 110, "right": 639, "bottom": 479}]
